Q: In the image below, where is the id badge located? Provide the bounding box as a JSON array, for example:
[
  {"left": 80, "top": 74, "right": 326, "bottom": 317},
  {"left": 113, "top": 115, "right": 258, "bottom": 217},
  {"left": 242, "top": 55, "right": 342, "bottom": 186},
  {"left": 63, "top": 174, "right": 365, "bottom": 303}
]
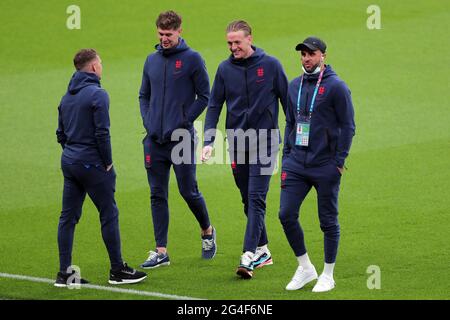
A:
[{"left": 295, "top": 121, "right": 310, "bottom": 146}]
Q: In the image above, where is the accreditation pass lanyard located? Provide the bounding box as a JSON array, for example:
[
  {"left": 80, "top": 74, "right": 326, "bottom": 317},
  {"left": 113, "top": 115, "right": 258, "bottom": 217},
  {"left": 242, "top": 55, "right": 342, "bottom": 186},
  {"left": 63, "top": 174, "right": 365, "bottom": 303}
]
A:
[
  {"left": 295, "top": 68, "right": 325, "bottom": 147},
  {"left": 296, "top": 68, "right": 325, "bottom": 117}
]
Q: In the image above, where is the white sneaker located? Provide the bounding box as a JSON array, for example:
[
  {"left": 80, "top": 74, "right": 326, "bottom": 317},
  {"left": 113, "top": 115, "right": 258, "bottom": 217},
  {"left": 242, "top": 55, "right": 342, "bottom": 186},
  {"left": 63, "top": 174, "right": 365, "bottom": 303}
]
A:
[
  {"left": 285, "top": 265, "right": 318, "bottom": 290},
  {"left": 236, "top": 251, "right": 255, "bottom": 279},
  {"left": 253, "top": 246, "right": 273, "bottom": 269},
  {"left": 312, "top": 274, "right": 335, "bottom": 292}
]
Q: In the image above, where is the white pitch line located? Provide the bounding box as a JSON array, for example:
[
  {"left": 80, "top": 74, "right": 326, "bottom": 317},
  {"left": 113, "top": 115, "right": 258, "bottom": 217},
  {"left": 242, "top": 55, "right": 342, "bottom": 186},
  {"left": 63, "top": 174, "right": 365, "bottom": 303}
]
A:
[{"left": 0, "top": 272, "right": 204, "bottom": 300}]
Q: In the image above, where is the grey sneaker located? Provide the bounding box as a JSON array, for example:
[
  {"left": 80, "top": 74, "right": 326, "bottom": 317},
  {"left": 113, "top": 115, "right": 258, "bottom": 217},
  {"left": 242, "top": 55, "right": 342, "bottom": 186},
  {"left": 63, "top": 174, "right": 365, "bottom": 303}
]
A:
[
  {"left": 140, "top": 250, "right": 170, "bottom": 269},
  {"left": 201, "top": 226, "right": 217, "bottom": 259}
]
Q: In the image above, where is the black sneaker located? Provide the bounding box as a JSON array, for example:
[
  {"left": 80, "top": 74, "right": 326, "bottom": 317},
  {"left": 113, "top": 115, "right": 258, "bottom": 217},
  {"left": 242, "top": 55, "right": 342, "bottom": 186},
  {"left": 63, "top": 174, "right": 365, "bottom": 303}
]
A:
[
  {"left": 54, "top": 271, "right": 89, "bottom": 288},
  {"left": 109, "top": 263, "right": 147, "bottom": 285}
]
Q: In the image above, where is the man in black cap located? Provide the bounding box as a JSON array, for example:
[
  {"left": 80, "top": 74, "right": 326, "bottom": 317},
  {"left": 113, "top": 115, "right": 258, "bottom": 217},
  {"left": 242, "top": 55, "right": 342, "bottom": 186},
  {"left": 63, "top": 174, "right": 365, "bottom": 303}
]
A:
[{"left": 278, "top": 36, "right": 355, "bottom": 292}]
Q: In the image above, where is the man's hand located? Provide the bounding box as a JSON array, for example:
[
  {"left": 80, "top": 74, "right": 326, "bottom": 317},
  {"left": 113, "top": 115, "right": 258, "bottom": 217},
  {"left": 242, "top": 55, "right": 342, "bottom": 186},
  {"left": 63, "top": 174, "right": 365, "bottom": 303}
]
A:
[
  {"left": 337, "top": 166, "right": 344, "bottom": 175},
  {"left": 106, "top": 164, "right": 113, "bottom": 171},
  {"left": 201, "top": 146, "right": 213, "bottom": 162}
]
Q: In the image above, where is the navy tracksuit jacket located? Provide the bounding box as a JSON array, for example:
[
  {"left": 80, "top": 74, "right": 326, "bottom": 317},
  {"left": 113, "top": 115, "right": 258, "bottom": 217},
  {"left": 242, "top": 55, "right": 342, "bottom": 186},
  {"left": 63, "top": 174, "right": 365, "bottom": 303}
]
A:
[
  {"left": 204, "top": 47, "right": 288, "bottom": 253},
  {"left": 279, "top": 65, "right": 355, "bottom": 263},
  {"left": 139, "top": 38, "right": 210, "bottom": 144},
  {"left": 139, "top": 39, "right": 211, "bottom": 248},
  {"left": 204, "top": 47, "right": 288, "bottom": 149},
  {"left": 56, "top": 71, "right": 123, "bottom": 272}
]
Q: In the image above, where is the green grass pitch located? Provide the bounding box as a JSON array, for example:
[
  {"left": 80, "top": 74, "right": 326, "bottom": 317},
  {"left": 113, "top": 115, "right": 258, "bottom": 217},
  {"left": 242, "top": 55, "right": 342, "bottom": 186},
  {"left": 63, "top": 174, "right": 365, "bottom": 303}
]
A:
[{"left": 0, "top": 0, "right": 449, "bottom": 300}]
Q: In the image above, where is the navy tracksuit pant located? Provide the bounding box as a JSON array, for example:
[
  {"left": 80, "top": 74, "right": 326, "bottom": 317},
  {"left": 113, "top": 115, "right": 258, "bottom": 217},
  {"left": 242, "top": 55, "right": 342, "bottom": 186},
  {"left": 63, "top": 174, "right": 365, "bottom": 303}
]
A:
[
  {"left": 57, "top": 156, "right": 123, "bottom": 272},
  {"left": 230, "top": 150, "right": 274, "bottom": 253},
  {"left": 144, "top": 136, "right": 210, "bottom": 248},
  {"left": 279, "top": 159, "right": 341, "bottom": 263}
]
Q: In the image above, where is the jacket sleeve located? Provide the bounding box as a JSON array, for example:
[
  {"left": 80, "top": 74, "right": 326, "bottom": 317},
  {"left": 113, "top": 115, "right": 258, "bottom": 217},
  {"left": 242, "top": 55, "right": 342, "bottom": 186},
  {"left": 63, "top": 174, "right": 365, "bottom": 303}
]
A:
[
  {"left": 203, "top": 66, "right": 226, "bottom": 147},
  {"left": 93, "top": 89, "right": 113, "bottom": 166},
  {"left": 138, "top": 58, "right": 151, "bottom": 124},
  {"left": 274, "top": 59, "right": 289, "bottom": 115},
  {"left": 56, "top": 104, "right": 67, "bottom": 149},
  {"left": 283, "top": 93, "right": 295, "bottom": 156},
  {"left": 333, "top": 81, "right": 356, "bottom": 168},
  {"left": 186, "top": 53, "right": 210, "bottom": 123}
]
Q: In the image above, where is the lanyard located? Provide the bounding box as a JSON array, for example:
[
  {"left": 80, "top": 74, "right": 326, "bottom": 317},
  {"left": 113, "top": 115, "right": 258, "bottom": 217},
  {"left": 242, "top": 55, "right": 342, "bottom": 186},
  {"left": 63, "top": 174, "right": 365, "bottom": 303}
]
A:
[{"left": 296, "top": 68, "right": 325, "bottom": 117}]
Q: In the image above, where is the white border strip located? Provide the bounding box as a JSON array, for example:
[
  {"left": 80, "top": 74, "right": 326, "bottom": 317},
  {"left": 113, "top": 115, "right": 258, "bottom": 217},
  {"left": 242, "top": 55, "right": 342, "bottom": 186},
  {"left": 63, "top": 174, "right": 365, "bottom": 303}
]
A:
[{"left": 0, "top": 272, "right": 204, "bottom": 300}]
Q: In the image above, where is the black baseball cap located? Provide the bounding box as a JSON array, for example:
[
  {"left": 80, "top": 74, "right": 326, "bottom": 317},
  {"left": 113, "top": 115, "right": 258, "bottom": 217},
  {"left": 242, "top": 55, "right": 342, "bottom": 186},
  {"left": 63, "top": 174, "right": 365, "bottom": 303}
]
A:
[{"left": 295, "top": 36, "right": 327, "bottom": 53}]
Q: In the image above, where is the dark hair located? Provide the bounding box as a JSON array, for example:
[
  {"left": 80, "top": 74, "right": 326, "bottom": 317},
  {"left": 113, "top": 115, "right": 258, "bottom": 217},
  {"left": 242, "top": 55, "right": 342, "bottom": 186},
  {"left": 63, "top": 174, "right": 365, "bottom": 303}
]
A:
[
  {"left": 156, "top": 10, "right": 182, "bottom": 30},
  {"left": 226, "top": 20, "right": 252, "bottom": 36},
  {"left": 73, "top": 48, "right": 98, "bottom": 70}
]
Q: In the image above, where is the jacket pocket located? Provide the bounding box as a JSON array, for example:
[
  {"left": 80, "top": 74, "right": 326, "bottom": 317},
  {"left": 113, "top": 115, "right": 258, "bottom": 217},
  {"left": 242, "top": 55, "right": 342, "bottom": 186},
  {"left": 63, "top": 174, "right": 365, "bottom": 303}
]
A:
[
  {"left": 282, "top": 125, "right": 295, "bottom": 155},
  {"left": 144, "top": 107, "right": 157, "bottom": 135},
  {"left": 181, "top": 104, "right": 191, "bottom": 128},
  {"left": 266, "top": 107, "right": 277, "bottom": 128},
  {"left": 225, "top": 112, "right": 237, "bottom": 129},
  {"left": 326, "top": 128, "right": 337, "bottom": 155}
]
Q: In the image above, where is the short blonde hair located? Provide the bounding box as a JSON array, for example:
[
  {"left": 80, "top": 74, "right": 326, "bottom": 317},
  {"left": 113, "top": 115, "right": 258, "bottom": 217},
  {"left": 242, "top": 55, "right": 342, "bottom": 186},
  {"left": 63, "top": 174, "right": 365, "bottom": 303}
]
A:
[{"left": 226, "top": 20, "right": 252, "bottom": 36}]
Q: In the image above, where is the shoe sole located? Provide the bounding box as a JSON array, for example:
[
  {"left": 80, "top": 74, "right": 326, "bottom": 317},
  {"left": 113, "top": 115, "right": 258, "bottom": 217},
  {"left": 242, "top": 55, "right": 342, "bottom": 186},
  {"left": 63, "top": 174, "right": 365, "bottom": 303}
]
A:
[
  {"left": 286, "top": 273, "right": 318, "bottom": 291},
  {"left": 53, "top": 283, "right": 87, "bottom": 288},
  {"left": 236, "top": 267, "right": 253, "bottom": 279},
  {"left": 312, "top": 282, "right": 336, "bottom": 292},
  {"left": 108, "top": 275, "right": 147, "bottom": 285},
  {"left": 255, "top": 258, "right": 273, "bottom": 269},
  {"left": 140, "top": 261, "right": 170, "bottom": 269}
]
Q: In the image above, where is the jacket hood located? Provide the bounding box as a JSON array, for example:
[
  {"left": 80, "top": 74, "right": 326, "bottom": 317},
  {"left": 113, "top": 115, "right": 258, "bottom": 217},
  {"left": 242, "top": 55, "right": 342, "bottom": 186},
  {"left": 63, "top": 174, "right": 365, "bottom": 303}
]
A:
[
  {"left": 155, "top": 37, "right": 189, "bottom": 56},
  {"left": 229, "top": 46, "right": 265, "bottom": 66},
  {"left": 303, "top": 64, "right": 337, "bottom": 82},
  {"left": 67, "top": 71, "right": 100, "bottom": 94}
]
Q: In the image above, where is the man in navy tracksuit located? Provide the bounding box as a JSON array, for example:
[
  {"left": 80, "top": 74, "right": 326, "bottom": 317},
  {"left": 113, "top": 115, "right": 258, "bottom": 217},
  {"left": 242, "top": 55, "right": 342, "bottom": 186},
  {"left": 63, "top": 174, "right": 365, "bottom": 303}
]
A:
[
  {"left": 279, "top": 37, "right": 355, "bottom": 292},
  {"left": 55, "top": 49, "right": 146, "bottom": 287},
  {"left": 139, "top": 11, "right": 216, "bottom": 269},
  {"left": 202, "top": 20, "right": 288, "bottom": 279}
]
